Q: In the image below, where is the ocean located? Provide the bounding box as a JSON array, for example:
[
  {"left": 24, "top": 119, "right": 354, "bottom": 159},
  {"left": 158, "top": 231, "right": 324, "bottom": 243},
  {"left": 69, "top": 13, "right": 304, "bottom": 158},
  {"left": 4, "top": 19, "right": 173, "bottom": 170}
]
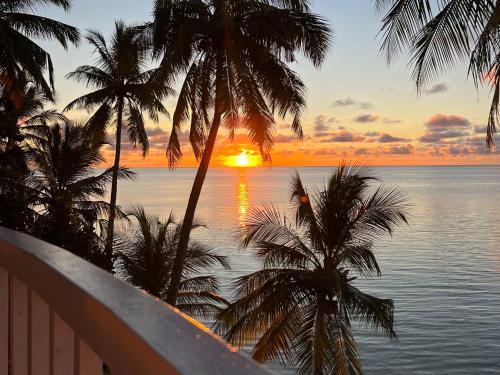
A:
[{"left": 116, "top": 166, "right": 500, "bottom": 374}]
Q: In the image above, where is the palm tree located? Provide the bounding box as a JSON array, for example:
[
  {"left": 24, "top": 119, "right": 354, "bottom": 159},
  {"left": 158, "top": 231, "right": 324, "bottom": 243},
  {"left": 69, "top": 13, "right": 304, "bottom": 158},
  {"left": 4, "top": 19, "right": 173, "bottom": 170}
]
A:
[
  {"left": 30, "top": 121, "right": 133, "bottom": 267},
  {"left": 0, "top": 73, "right": 65, "bottom": 231},
  {"left": 0, "top": 72, "right": 64, "bottom": 171},
  {"left": 375, "top": 0, "right": 499, "bottom": 148},
  {"left": 115, "top": 206, "right": 230, "bottom": 319},
  {"left": 216, "top": 165, "right": 409, "bottom": 375},
  {"left": 65, "top": 21, "right": 172, "bottom": 271},
  {"left": 0, "top": 0, "right": 80, "bottom": 99},
  {"left": 152, "top": 0, "right": 332, "bottom": 305}
]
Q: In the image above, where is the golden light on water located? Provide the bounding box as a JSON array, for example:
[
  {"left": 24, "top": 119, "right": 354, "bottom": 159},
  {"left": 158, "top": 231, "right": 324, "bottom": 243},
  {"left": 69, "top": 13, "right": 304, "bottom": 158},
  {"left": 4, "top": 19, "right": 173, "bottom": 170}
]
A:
[
  {"left": 238, "top": 171, "right": 249, "bottom": 230},
  {"left": 223, "top": 149, "right": 261, "bottom": 168}
]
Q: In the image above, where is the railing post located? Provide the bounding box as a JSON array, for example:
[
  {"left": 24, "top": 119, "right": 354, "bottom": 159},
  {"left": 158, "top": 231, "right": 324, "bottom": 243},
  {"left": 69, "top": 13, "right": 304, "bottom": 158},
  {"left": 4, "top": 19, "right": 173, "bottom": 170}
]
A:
[
  {"left": 10, "top": 277, "right": 28, "bottom": 375},
  {"left": 0, "top": 268, "right": 8, "bottom": 375},
  {"left": 76, "top": 338, "right": 102, "bottom": 375},
  {"left": 51, "top": 312, "right": 75, "bottom": 375},
  {"left": 30, "top": 291, "right": 50, "bottom": 375}
]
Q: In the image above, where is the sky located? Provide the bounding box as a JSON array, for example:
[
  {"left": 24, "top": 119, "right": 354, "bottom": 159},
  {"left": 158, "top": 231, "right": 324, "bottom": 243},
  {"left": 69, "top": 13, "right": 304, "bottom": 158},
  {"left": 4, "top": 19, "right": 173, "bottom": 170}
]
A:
[{"left": 38, "top": 0, "right": 500, "bottom": 167}]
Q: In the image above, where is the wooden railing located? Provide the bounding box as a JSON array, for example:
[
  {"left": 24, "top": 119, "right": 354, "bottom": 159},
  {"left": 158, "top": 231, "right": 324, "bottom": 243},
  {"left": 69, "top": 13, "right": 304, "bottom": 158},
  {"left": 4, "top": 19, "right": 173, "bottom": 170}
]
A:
[{"left": 0, "top": 227, "right": 273, "bottom": 375}]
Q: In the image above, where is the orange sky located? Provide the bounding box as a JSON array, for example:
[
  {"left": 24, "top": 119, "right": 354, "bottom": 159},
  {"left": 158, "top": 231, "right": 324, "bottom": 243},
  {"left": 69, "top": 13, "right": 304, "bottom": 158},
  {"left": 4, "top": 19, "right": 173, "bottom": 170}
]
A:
[{"left": 102, "top": 124, "right": 500, "bottom": 169}]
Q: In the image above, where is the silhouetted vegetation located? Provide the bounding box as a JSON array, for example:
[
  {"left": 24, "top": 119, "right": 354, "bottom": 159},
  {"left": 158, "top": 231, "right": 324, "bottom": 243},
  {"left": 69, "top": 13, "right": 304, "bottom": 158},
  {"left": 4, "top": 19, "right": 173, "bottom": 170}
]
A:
[
  {"left": 66, "top": 21, "right": 171, "bottom": 270},
  {"left": 0, "top": 2, "right": 425, "bottom": 374},
  {"left": 376, "top": 0, "right": 499, "bottom": 148},
  {"left": 150, "top": 0, "right": 332, "bottom": 306},
  {"left": 115, "top": 206, "right": 230, "bottom": 319},
  {"left": 216, "top": 165, "right": 409, "bottom": 374}
]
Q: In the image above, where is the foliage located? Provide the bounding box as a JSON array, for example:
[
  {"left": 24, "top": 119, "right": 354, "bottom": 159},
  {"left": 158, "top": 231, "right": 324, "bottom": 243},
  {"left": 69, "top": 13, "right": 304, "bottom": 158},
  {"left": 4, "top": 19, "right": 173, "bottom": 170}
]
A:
[
  {"left": 152, "top": 0, "right": 332, "bottom": 165},
  {"left": 376, "top": 0, "right": 499, "bottom": 148},
  {"left": 216, "top": 164, "right": 409, "bottom": 374},
  {"left": 0, "top": 0, "right": 80, "bottom": 99},
  {"left": 115, "top": 206, "right": 230, "bottom": 319},
  {"left": 65, "top": 20, "right": 171, "bottom": 150},
  {"left": 29, "top": 121, "right": 133, "bottom": 266}
]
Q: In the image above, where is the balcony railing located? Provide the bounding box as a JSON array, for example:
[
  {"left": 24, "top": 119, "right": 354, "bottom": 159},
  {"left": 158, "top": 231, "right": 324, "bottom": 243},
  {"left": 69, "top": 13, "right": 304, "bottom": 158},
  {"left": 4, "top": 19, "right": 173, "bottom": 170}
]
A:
[{"left": 0, "top": 227, "right": 273, "bottom": 375}]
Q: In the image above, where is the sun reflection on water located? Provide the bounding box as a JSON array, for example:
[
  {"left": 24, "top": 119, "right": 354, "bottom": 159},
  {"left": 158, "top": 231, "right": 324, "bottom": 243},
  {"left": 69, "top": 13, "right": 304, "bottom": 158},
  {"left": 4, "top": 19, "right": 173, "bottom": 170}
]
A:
[{"left": 237, "top": 169, "right": 249, "bottom": 231}]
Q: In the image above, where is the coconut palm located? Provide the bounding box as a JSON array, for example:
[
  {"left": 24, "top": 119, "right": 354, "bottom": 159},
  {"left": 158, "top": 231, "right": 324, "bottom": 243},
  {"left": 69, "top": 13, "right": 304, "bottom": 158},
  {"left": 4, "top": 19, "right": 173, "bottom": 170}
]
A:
[
  {"left": 115, "top": 206, "right": 230, "bottom": 319},
  {"left": 216, "top": 165, "right": 409, "bottom": 375},
  {"left": 0, "top": 0, "right": 80, "bottom": 99},
  {"left": 0, "top": 72, "right": 64, "bottom": 171},
  {"left": 0, "top": 73, "right": 65, "bottom": 231},
  {"left": 152, "top": 0, "right": 332, "bottom": 305},
  {"left": 65, "top": 21, "right": 172, "bottom": 270},
  {"left": 375, "top": 0, "right": 499, "bottom": 148},
  {"left": 30, "top": 121, "right": 133, "bottom": 267}
]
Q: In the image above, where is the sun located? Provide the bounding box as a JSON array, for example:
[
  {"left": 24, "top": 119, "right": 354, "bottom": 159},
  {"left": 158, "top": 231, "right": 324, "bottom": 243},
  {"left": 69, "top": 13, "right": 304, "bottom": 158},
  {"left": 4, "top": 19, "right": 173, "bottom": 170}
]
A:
[
  {"left": 236, "top": 151, "right": 250, "bottom": 167},
  {"left": 223, "top": 149, "right": 261, "bottom": 168}
]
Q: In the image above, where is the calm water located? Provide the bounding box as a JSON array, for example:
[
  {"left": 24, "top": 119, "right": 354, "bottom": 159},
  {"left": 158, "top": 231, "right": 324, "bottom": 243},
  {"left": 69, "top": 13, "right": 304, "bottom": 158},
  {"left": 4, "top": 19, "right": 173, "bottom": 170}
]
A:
[{"left": 116, "top": 166, "right": 500, "bottom": 374}]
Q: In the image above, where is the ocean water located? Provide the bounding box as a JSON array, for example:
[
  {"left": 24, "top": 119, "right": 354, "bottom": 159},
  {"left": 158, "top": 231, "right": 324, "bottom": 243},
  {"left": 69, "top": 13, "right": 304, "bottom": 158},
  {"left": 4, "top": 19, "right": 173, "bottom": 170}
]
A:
[{"left": 116, "top": 166, "right": 500, "bottom": 374}]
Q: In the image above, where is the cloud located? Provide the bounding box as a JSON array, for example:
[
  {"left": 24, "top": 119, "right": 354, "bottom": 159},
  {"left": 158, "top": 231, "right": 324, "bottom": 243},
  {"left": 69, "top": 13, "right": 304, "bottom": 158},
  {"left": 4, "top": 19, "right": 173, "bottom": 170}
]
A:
[
  {"left": 419, "top": 130, "right": 468, "bottom": 143},
  {"left": 424, "top": 82, "right": 449, "bottom": 95},
  {"left": 313, "top": 148, "right": 337, "bottom": 156},
  {"left": 354, "top": 148, "right": 370, "bottom": 155},
  {"left": 419, "top": 114, "right": 471, "bottom": 144},
  {"left": 275, "top": 134, "right": 299, "bottom": 143},
  {"left": 321, "top": 130, "right": 365, "bottom": 143},
  {"left": 377, "top": 133, "right": 410, "bottom": 143},
  {"left": 425, "top": 114, "right": 470, "bottom": 129},
  {"left": 382, "top": 118, "right": 402, "bottom": 124},
  {"left": 355, "top": 114, "right": 379, "bottom": 123},
  {"left": 383, "top": 144, "right": 414, "bottom": 155},
  {"left": 331, "top": 97, "right": 373, "bottom": 109},
  {"left": 147, "top": 127, "right": 170, "bottom": 144},
  {"left": 313, "top": 115, "right": 337, "bottom": 136},
  {"left": 474, "top": 125, "right": 488, "bottom": 134},
  {"left": 364, "top": 131, "right": 380, "bottom": 137}
]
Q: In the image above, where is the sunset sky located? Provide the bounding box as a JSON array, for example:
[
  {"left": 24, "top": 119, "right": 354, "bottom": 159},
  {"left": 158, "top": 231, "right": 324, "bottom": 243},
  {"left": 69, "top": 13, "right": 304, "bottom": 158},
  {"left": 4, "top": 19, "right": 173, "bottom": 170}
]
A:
[{"left": 40, "top": 0, "right": 500, "bottom": 167}]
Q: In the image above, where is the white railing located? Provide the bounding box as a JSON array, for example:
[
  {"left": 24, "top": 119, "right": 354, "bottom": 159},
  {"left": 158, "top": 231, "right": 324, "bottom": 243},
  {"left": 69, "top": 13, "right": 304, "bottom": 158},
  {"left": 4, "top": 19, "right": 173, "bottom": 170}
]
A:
[{"left": 0, "top": 227, "right": 273, "bottom": 375}]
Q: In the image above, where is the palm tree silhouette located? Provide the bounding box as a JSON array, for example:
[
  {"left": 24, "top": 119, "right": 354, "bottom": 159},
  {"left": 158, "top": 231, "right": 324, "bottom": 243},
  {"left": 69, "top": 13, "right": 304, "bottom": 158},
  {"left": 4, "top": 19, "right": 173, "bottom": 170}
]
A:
[
  {"left": 115, "top": 206, "right": 230, "bottom": 319},
  {"left": 0, "top": 73, "right": 65, "bottom": 231},
  {"left": 0, "top": 73, "right": 64, "bottom": 170},
  {"left": 31, "top": 121, "right": 133, "bottom": 267},
  {"left": 0, "top": 0, "right": 80, "bottom": 99},
  {"left": 376, "top": 0, "right": 499, "bottom": 148},
  {"left": 152, "top": 0, "right": 332, "bottom": 305},
  {"left": 216, "top": 165, "right": 409, "bottom": 375},
  {"left": 65, "top": 21, "right": 172, "bottom": 271}
]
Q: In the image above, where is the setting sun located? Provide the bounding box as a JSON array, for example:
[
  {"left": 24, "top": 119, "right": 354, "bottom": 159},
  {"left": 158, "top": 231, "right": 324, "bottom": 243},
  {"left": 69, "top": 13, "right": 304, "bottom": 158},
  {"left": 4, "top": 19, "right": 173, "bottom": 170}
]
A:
[
  {"left": 222, "top": 150, "right": 261, "bottom": 168},
  {"left": 236, "top": 152, "right": 250, "bottom": 167}
]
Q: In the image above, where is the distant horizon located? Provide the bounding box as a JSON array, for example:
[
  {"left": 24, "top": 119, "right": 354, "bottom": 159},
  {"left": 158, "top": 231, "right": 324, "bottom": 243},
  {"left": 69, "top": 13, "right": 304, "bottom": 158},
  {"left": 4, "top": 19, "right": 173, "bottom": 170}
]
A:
[{"left": 98, "top": 163, "right": 500, "bottom": 170}]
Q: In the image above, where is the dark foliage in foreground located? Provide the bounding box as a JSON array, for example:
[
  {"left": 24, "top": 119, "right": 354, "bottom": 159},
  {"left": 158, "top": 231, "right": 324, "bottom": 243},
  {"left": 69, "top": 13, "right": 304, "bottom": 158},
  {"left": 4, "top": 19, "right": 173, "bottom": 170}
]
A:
[
  {"left": 115, "top": 206, "right": 230, "bottom": 319},
  {"left": 216, "top": 165, "right": 409, "bottom": 375}
]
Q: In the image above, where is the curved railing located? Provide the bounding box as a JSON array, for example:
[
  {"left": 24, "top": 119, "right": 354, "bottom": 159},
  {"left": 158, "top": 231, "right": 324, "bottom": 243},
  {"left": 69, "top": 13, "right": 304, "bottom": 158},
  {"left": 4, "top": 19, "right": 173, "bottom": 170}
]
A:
[{"left": 0, "top": 227, "right": 272, "bottom": 375}]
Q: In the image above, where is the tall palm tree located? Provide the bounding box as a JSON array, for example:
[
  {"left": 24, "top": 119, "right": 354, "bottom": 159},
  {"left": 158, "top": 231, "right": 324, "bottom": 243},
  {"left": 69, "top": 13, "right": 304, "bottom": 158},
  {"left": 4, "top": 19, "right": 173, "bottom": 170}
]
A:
[
  {"left": 152, "top": 0, "right": 332, "bottom": 305},
  {"left": 65, "top": 21, "right": 172, "bottom": 271},
  {"left": 115, "top": 206, "right": 230, "bottom": 319},
  {"left": 31, "top": 121, "right": 133, "bottom": 267},
  {"left": 216, "top": 165, "right": 409, "bottom": 375},
  {"left": 375, "top": 0, "right": 499, "bottom": 148},
  {"left": 0, "top": 0, "right": 80, "bottom": 99}
]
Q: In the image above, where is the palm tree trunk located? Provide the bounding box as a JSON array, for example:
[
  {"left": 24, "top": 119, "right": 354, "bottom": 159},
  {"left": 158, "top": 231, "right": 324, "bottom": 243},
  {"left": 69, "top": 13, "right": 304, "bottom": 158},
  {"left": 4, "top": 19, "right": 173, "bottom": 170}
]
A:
[
  {"left": 104, "top": 97, "right": 124, "bottom": 272},
  {"left": 165, "top": 111, "right": 222, "bottom": 305}
]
